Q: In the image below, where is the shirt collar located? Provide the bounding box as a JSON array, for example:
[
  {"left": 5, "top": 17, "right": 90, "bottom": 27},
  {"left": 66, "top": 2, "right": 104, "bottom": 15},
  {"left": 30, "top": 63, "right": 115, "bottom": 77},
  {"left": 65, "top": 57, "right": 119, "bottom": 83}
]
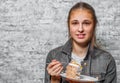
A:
[
  {"left": 62, "top": 38, "right": 72, "bottom": 55},
  {"left": 62, "top": 38, "right": 95, "bottom": 59}
]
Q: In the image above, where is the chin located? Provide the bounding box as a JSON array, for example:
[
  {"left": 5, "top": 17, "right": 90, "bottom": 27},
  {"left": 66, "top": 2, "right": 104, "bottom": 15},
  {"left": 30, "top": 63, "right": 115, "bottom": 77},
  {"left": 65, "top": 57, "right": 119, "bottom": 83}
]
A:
[
  {"left": 73, "top": 38, "right": 89, "bottom": 45},
  {"left": 75, "top": 40, "right": 86, "bottom": 44}
]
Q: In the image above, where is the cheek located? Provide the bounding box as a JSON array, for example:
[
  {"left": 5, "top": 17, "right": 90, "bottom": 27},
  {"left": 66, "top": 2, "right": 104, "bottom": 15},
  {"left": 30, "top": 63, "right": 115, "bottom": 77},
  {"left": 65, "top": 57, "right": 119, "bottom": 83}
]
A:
[
  {"left": 69, "top": 27, "right": 77, "bottom": 35},
  {"left": 69, "top": 24, "right": 79, "bottom": 32},
  {"left": 85, "top": 28, "right": 94, "bottom": 37}
]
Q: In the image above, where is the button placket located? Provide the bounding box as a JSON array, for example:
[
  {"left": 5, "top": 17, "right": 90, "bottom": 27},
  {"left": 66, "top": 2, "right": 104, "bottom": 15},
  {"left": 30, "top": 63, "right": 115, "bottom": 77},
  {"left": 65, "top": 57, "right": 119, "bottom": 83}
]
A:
[
  {"left": 84, "top": 62, "right": 87, "bottom": 66},
  {"left": 81, "top": 61, "right": 88, "bottom": 75}
]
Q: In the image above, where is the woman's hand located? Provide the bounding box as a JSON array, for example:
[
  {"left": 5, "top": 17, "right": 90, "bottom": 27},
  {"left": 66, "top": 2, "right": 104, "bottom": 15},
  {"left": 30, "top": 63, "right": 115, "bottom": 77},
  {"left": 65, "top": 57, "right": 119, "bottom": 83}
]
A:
[
  {"left": 47, "top": 59, "right": 63, "bottom": 76},
  {"left": 47, "top": 59, "right": 63, "bottom": 83}
]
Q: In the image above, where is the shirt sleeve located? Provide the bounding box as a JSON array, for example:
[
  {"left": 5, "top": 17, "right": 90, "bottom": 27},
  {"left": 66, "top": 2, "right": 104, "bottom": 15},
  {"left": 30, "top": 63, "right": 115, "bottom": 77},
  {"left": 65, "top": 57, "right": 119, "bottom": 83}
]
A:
[
  {"left": 44, "top": 51, "right": 52, "bottom": 83},
  {"left": 104, "top": 56, "right": 117, "bottom": 83}
]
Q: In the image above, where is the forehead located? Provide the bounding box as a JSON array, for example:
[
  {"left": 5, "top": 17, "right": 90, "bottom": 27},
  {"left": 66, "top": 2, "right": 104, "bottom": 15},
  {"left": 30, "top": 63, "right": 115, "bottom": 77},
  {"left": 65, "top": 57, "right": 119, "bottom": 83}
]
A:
[{"left": 70, "top": 9, "right": 93, "bottom": 20}]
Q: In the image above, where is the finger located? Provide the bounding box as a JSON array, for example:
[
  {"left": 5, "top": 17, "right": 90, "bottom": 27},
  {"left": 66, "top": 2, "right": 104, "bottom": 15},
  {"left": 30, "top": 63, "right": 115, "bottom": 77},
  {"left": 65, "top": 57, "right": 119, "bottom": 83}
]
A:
[
  {"left": 51, "top": 67, "right": 63, "bottom": 76},
  {"left": 47, "top": 61, "right": 60, "bottom": 69},
  {"left": 56, "top": 66, "right": 63, "bottom": 76},
  {"left": 48, "top": 63, "right": 62, "bottom": 73},
  {"left": 51, "top": 63, "right": 62, "bottom": 71},
  {"left": 52, "top": 59, "right": 57, "bottom": 62},
  {"left": 52, "top": 66, "right": 63, "bottom": 75},
  {"left": 47, "top": 62, "right": 61, "bottom": 72},
  {"left": 47, "top": 63, "right": 62, "bottom": 75}
]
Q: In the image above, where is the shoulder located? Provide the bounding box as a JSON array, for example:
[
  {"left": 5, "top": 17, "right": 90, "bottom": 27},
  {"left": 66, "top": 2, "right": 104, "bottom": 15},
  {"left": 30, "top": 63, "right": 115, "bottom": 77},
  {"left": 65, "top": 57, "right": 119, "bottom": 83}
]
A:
[
  {"left": 48, "top": 45, "right": 64, "bottom": 55},
  {"left": 94, "top": 47, "right": 115, "bottom": 61},
  {"left": 46, "top": 45, "right": 64, "bottom": 59},
  {"left": 93, "top": 47, "right": 116, "bottom": 69},
  {"left": 45, "top": 45, "right": 64, "bottom": 62}
]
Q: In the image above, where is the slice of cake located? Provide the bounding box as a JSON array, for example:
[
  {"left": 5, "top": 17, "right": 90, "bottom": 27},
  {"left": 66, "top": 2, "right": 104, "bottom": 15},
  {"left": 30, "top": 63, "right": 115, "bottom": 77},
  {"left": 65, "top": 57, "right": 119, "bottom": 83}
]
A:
[{"left": 66, "top": 60, "right": 82, "bottom": 79}]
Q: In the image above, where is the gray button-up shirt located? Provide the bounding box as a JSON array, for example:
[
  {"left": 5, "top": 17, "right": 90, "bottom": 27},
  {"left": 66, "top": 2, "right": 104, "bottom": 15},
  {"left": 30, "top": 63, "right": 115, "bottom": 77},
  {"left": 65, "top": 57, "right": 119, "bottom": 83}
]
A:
[{"left": 45, "top": 39, "right": 117, "bottom": 83}]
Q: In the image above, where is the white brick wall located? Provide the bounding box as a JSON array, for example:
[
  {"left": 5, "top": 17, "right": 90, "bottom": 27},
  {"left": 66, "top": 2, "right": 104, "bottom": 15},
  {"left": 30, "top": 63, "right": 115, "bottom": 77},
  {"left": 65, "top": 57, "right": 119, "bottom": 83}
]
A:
[{"left": 0, "top": 0, "right": 120, "bottom": 83}]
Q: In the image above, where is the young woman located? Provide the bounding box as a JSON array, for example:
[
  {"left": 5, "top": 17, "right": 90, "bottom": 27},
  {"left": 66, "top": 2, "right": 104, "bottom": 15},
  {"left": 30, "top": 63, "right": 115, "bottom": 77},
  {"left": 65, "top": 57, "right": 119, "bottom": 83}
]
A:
[{"left": 45, "top": 2, "right": 117, "bottom": 83}]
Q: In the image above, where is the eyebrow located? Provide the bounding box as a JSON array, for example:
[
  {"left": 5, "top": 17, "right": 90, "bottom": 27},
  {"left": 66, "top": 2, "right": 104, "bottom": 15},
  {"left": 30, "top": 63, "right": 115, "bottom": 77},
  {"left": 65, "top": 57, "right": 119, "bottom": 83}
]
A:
[
  {"left": 71, "top": 19, "right": 92, "bottom": 22},
  {"left": 71, "top": 20, "right": 78, "bottom": 22},
  {"left": 84, "top": 20, "right": 91, "bottom": 22}
]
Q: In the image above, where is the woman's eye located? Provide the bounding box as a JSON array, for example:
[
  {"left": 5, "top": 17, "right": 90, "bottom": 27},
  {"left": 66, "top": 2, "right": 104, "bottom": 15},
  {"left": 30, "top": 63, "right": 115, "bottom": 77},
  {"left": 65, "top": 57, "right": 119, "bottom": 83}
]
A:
[
  {"left": 83, "top": 22, "right": 91, "bottom": 25},
  {"left": 71, "top": 22, "right": 79, "bottom": 25}
]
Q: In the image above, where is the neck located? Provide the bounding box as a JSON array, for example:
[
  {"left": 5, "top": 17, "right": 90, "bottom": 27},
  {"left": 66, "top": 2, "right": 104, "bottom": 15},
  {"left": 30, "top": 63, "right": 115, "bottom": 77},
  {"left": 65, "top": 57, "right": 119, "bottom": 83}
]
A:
[{"left": 72, "top": 41, "right": 89, "bottom": 57}]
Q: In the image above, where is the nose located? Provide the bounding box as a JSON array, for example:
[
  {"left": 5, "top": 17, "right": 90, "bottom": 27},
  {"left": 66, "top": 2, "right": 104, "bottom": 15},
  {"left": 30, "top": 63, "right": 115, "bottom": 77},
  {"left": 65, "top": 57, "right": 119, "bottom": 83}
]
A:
[{"left": 78, "top": 24, "right": 83, "bottom": 32}]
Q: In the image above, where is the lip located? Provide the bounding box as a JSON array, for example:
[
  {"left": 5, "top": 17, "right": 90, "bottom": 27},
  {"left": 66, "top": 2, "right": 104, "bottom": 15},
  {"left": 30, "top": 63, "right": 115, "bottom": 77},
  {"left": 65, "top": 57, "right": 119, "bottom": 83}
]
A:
[{"left": 76, "top": 34, "right": 85, "bottom": 39}]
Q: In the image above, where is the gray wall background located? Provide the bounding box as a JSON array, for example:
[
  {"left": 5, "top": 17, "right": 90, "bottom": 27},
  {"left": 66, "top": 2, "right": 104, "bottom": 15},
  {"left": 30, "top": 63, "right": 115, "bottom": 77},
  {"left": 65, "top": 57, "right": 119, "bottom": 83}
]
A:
[{"left": 0, "top": 0, "right": 120, "bottom": 83}]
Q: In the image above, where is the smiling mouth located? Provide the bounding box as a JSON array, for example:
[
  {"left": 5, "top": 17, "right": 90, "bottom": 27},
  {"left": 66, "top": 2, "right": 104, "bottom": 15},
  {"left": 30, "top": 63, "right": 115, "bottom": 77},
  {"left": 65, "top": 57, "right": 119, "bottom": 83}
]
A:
[{"left": 76, "top": 34, "right": 85, "bottom": 39}]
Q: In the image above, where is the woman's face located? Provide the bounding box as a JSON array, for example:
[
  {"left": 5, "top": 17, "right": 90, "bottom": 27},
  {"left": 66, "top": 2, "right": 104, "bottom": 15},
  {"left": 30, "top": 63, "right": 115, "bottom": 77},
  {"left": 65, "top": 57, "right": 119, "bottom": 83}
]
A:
[{"left": 69, "top": 9, "right": 95, "bottom": 45}]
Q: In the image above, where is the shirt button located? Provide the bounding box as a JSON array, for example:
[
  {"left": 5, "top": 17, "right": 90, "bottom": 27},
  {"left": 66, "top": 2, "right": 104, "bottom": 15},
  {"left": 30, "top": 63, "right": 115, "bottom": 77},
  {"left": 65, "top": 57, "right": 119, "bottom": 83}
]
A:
[{"left": 84, "top": 62, "right": 87, "bottom": 66}]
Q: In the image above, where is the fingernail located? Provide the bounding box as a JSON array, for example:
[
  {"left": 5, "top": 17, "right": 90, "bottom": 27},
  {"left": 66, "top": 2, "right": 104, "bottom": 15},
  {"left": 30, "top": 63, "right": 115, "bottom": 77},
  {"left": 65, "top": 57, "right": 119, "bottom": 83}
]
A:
[{"left": 52, "top": 59, "right": 56, "bottom": 61}]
